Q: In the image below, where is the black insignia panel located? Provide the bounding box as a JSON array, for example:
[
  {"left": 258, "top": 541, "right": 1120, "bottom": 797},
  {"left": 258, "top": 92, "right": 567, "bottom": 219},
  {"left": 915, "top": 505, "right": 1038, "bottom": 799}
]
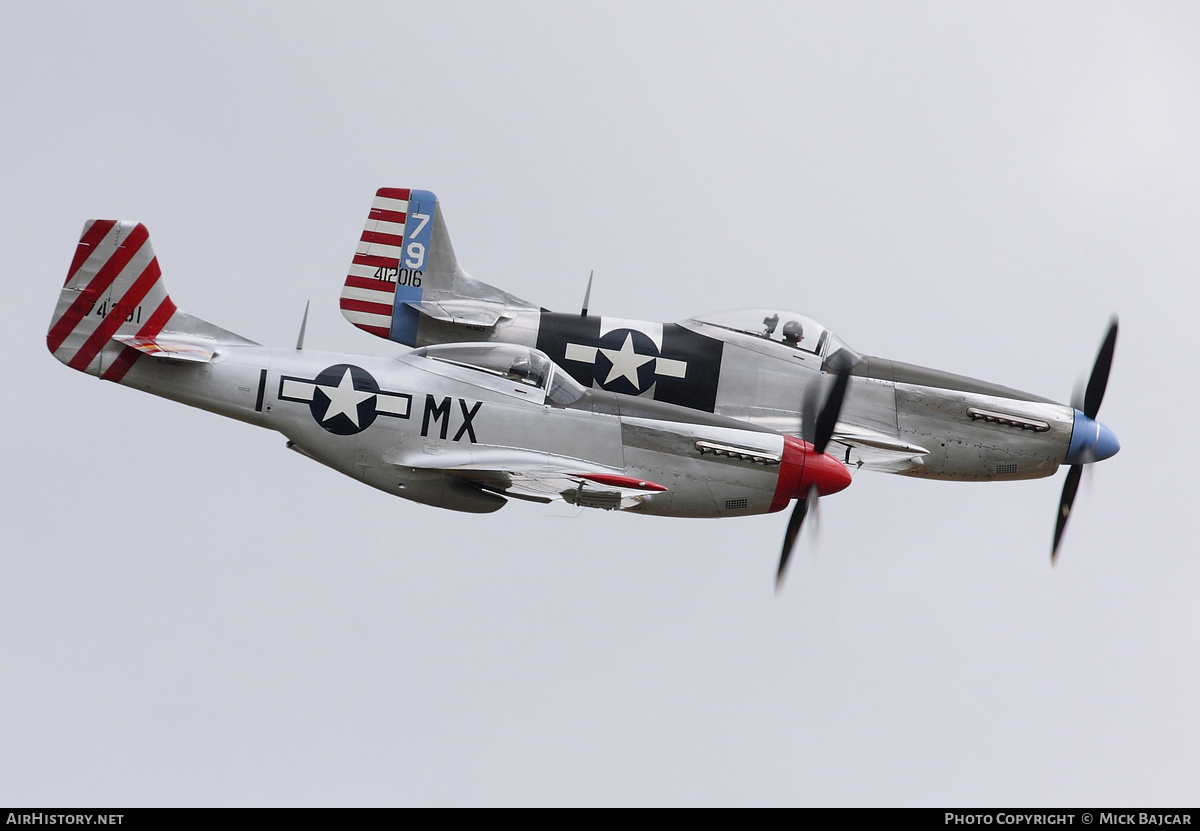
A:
[{"left": 536, "top": 312, "right": 723, "bottom": 413}]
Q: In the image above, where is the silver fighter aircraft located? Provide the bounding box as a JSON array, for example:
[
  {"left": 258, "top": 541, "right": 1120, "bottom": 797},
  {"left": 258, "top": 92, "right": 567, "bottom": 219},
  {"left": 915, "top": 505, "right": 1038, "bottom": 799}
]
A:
[
  {"left": 48, "top": 219, "right": 853, "bottom": 584},
  {"left": 339, "top": 188, "right": 1120, "bottom": 561}
]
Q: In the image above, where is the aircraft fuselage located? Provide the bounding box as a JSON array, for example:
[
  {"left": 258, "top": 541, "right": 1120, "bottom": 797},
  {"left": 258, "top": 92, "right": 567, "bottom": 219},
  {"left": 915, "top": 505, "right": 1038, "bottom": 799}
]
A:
[{"left": 404, "top": 307, "right": 1077, "bottom": 482}]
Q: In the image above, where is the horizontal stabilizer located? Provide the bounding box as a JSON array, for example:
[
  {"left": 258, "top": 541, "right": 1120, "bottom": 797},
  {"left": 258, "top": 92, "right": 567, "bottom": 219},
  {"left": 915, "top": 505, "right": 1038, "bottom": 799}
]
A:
[
  {"left": 403, "top": 300, "right": 509, "bottom": 328},
  {"left": 111, "top": 334, "right": 214, "bottom": 363}
]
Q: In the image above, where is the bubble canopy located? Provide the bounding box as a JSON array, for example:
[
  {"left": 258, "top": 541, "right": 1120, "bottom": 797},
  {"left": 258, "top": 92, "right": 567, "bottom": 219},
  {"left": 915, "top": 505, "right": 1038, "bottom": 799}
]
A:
[
  {"left": 686, "top": 309, "right": 860, "bottom": 368},
  {"left": 410, "top": 342, "right": 586, "bottom": 405}
]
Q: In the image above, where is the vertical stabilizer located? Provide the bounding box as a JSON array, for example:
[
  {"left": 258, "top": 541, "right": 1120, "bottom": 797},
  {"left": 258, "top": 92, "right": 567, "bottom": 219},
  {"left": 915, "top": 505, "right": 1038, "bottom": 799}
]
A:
[
  {"left": 340, "top": 188, "right": 535, "bottom": 346},
  {"left": 48, "top": 220, "right": 255, "bottom": 382},
  {"left": 47, "top": 220, "right": 177, "bottom": 380},
  {"left": 340, "top": 188, "right": 443, "bottom": 344}
]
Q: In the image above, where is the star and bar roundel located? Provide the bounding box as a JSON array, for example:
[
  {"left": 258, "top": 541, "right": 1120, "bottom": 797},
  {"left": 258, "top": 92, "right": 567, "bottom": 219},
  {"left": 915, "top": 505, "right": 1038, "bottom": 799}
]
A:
[
  {"left": 535, "top": 314, "right": 724, "bottom": 412},
  {"left": 279, "top": 364, "right": 411, "bottom": 435}
]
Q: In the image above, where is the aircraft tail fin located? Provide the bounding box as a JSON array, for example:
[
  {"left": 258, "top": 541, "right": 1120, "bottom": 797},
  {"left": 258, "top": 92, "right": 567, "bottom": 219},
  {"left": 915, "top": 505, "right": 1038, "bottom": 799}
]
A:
[
  {"left": 47, "top": 220, "right": 253, "bottom": 381},
  {"left": 340, "top": 188, "right": 535, "bottom": 345},
  {"left": 340, "top": 188, "right": 442, "bottom": 342}
]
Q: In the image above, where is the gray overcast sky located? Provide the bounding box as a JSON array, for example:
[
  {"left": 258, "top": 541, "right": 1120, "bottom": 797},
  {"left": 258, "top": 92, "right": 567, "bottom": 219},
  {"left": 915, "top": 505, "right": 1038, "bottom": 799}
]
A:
[{"left": 3, "top": 1, "right": 1198, "bottom": 806}]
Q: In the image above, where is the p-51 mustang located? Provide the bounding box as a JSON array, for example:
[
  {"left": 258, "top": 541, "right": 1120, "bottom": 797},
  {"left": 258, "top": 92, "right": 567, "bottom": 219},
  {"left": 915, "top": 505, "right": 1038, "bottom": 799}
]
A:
[
  {"left": 339, "top": 188, "right": 1119, "bottom": 561},
  {"left": 47, "top": 220, "right": 853, "bottom": 585}
]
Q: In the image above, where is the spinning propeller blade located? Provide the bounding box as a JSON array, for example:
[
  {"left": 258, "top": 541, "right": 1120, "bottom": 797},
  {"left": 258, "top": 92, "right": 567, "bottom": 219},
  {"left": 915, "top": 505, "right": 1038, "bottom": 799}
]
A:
[
  {"left": 776, "top": 369, "right": 851, "bottom": 591},
  {"left": 1052, "top": 317, "right": 1118, "bottom": 564},
  {"left": 777, "top": 486, "right": 814, "bottom": 590},
  {"left": 1083, "top": 318, "right": 1118, "bottom": 421},
  {"left": 813, "top": 370, "right": 850, "bottom": 455},
  {"left": 1052, "top": 464, "right": 1083, "bottom": 564}
]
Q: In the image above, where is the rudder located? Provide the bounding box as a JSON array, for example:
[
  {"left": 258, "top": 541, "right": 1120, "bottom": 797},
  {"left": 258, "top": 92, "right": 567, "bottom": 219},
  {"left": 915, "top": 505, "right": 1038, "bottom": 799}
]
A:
[
  {"left": 340, "top": 188, "right": 448, "bottom": 345},
  {"left": 47, "top": 220, "right": 177, "bottom": 381}
]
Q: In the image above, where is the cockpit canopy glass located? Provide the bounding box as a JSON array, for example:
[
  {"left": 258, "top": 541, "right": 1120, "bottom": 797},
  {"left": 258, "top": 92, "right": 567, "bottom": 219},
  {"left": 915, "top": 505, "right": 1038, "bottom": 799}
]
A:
[
  {"left": 410, "top": 343, "right": 585, "bottom": 405},
  {"left": 689, "top": 309, "right": 860, "bottom": 370}
]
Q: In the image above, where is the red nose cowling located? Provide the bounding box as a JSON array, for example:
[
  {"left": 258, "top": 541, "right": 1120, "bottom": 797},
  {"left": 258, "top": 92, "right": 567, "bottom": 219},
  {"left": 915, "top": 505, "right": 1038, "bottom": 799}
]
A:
[
  {"left": 770, "top": 435, "right": 852, "bottom": 512},
  {"left": 801, "top": 449, "right": 852, "bottom": 496}
]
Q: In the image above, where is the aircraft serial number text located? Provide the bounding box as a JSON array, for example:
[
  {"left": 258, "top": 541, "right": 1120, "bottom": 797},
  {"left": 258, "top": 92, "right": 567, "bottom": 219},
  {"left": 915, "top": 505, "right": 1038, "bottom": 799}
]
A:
[
  {"left": 373, "top": 267, "right": 423, "bottom": 287},
  {"left": 87, "top": 299, "right": 142, "bottom": 324}
]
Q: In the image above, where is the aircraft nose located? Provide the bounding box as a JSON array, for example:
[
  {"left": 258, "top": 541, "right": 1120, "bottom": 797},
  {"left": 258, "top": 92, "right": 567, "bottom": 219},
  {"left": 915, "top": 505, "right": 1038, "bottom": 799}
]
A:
[
  {"left": 802, "top": 451, "right": 852, "bottom": 496},
  {"left": 1093, "top": 421, "right": 1120, "bottom": 461},
  {"left": 1065, "top": 410, "right": 1120, "bottom": 464}
]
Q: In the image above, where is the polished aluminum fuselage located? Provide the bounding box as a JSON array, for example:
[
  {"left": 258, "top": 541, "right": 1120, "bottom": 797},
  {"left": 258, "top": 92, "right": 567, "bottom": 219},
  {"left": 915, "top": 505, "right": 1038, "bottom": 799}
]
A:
[
  {"left": 407, "top": 308, "right": 1074, "bottom": 482},
  {"left": 106, "top": 341, "right": 801, "bottom": 516}
]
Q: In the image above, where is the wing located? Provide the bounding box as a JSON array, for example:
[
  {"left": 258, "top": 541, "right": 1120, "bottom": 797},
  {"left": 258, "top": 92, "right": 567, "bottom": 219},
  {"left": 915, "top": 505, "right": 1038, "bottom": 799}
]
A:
[{"left": 381, "top": 445, "right": 667, "bottom": 509}]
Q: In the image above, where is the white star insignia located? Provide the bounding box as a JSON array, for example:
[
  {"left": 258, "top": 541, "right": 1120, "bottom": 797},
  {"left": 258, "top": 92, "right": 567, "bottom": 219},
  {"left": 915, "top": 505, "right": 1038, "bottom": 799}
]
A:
[
  {"left": 599, "top": 333, "right": 655, "bottom": 388},
  {"left": 317, "top": 367, "right": 374, "bottom": 427}
]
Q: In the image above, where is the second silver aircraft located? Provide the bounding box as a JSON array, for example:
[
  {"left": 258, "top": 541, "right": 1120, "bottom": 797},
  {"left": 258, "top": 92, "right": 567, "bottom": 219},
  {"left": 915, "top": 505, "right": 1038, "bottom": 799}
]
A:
[{"left": 338, "top": 188, "right": 1119, "bottom": 560}]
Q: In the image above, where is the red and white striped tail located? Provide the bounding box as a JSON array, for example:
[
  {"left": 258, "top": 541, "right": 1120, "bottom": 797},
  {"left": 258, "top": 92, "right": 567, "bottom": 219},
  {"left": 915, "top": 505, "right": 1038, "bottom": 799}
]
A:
[
  {"left": 47, "top": 220, "right": 178, "bottom": 382},
  {"left": 340, "top": 187, "right": 412, "bottom": 339}
]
